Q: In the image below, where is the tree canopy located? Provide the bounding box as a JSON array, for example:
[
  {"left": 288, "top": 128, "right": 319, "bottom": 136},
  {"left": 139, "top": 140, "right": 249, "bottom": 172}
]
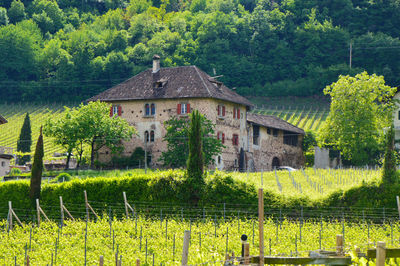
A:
[
  {"left": 44, "top": 101, "right": 136, "bottom": 168},
  {"left": 160, "top": 114, "right": 224, "bottom": 168},
  {"left": 318, "top": 72, "right": 396, "bottom": 166},
  {"left": 1, "top": 0, "right": 400, "bottom": 101}
]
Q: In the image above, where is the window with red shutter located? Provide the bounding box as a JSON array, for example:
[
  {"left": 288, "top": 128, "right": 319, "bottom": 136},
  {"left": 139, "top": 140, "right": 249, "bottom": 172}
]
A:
[
  {"left": 177, "top": 104, "right": 181, "bottom": 114},
  {"left": 118, "top": 105, "right": 122, "bottom": 116},
  {"left": 217, "top": 105, "right": 220, "bottom": 116},
  {"left": 187, "top": 103, "right": 190, "bottom": 113},
  {"left": 222, "top": 133, "right": 225, "bottom": 144},
  {"left": 222, "top": 106, "right": 225, "bottom": 116},
  {"left": 109, "top": 106, "right": 113, "bottom": 117},
  {"left": 233, "top": 134, "right": 238, "bottom": 146},
  {"left": 233, "top": 108, "right": 236, "bottom": 119},
  {"left": 237, "top": 108, "right": 240, "bottom": 119}
]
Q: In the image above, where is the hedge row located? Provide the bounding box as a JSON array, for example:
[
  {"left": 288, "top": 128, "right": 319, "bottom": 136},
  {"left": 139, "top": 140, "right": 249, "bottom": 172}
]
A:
[{"left": 0, "top": 171, "right": 396, "bottom": 222}]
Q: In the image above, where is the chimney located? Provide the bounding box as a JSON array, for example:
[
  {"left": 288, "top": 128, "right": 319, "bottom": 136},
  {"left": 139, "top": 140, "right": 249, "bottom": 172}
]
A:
[{"left": 152, "top": 54, "right": 160, "bottom": 73}]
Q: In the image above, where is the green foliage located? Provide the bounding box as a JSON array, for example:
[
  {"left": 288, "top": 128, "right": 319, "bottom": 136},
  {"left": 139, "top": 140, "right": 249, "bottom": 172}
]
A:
[
  {"left": 318, "top": 72, "right": 396, "bottom": 166},
  {"left": 7, "top": 0, "right": 25, "bottom": 23},
  {"left": 186, "top": 110, "right": 205, "bottom": 204},
  {"left": 16, "top": 112, "right": 31, "bottom": 165},
  {"left": 160, "top": 115, "right": 224, "bottom": 168},
  {"left": 56, "top": 172, "right": 71, "bottom": 182},
  {"left": 382, "top": 125, "right": 398, "bottom": 184},
  {"left": 44, "top": 101, "right": 136, "bottom": 169},
  {"left": 29, "top": 127, "right": 44, "bottom": 202},
  {"left": 9, "top": 167, "right": 22, "bottom": 176},
  {"left": 0, "top": 7, "right": 8, "bottom": 25}
]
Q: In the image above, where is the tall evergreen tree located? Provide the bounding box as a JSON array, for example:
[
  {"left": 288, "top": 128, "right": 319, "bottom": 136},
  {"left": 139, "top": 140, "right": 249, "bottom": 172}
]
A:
[
  {"left": 17, "top": 112, "right": 31, "bottom": 165},
  {"left": 186, "top": 110, "right": 205, "bottom": 205},
  {"left": 29, "top": 126, "right": 44, "bottom": 202},
  {"left": 382, "top": 124, "right": 397, "bottom": 184}
]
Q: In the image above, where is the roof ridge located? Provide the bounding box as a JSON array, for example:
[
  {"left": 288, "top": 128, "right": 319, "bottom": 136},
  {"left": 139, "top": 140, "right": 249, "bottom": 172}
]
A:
[{"left": 193, "top": 66, "right": 212, "bottom": 97}]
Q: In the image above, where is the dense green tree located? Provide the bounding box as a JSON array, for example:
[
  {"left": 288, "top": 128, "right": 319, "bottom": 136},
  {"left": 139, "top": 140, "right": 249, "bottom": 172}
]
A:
[
  {"left": 7, "top": 0, "right": 25, "bottom": 23},
  {"left": 16, "top": 112, "right": 31, "bottom": 165},
  {"left": 186, "top": 110, "right": 205, "bottom": 205},
  {"left": 0, "top": 7, "right": 9, "bottom": 25},
  {"left": 29, "top": 127, "right": 44, "bottom": 202},
  {"left": 382, "top": 124, "right": 397, "bottom": 184},
  {"left": 318, "top": 72, "right": 396, "bottom": 166},
  {"left": 160, "top": 114, "right": 224, "bottom": 168}
]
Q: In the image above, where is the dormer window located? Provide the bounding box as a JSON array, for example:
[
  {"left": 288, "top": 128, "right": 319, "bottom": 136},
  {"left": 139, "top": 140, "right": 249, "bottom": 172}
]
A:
[{"left": 217, "top": 105, "right": 225, "bottom": 118}]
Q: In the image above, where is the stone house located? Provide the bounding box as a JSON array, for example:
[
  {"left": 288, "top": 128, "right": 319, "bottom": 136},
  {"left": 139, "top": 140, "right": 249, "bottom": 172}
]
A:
[
  {"left": 88, "top": 56, "right": 304, "bottom": 171},
  {"left": 0, "top": 115, "right": 13, "bottom": 177}
]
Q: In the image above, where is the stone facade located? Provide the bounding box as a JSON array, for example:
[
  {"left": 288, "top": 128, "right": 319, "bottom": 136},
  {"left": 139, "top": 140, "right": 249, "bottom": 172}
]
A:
[{"left": 92, "top": 57, "right": 304, "bottom": 171}]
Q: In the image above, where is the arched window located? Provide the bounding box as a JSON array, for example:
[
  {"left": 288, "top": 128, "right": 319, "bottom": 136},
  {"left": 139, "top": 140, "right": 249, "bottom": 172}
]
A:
[
  {"left": 144, "top": 131, "right": 149, "bottom": 143},
  {"left": 150, "top": 130, "right": 155, "bottom": 142},
  {"left": 145, "top": 104, "right": 150, "bottom": 116},
  {"left": 151, "top": 103, "right": 155, "bottom": 115}
]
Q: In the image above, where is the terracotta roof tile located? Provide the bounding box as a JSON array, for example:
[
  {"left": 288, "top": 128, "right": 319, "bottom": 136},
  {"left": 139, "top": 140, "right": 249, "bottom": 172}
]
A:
[
  {"left": 88, "top": 66, "right": 253, "bottom": 107},
  {"left": 247, "top": 113, "right": 305, "bottom": 134}
]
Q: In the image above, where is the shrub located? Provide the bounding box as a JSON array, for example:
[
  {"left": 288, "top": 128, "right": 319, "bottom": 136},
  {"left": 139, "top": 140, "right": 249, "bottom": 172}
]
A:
[
  {"left": 9, "top": 168, "right": 22, "bottom": 176},
  {"left": 56, "top": 172, "right": 72, "bottom": 182}
]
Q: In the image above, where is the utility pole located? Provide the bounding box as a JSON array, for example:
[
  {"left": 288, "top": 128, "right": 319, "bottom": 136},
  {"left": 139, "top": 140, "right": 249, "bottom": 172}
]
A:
[{"left": 349, "top": 41, "right": 352, "bottom": 69}]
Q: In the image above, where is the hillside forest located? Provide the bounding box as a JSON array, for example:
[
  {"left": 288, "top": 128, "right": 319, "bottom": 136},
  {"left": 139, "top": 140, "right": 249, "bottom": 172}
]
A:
[{"left": 1, "top": 0, "right": 400, "bottom": 102}]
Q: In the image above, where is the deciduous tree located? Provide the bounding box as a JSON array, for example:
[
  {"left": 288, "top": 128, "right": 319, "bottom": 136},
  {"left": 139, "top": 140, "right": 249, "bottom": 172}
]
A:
[{"left": 318, "top": 72, "right": 396, "bottom": 165}]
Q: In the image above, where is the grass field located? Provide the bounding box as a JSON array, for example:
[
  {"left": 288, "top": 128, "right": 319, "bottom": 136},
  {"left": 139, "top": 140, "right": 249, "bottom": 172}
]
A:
[{"left": 0, "top": 103, "right": 76, "bottom": 158}]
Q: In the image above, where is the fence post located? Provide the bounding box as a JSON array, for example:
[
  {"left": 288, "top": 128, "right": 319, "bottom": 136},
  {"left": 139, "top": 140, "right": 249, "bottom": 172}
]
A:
[
  {"left": 244, "top": 242, "right": 250, "bottom": 265},
  {"left": 123, "top": 192, "right": 129, "bottom": 218},
  {"left": 258, "top": 188, "right": 264, "bottom": 266},
  {"left": 84, "top": 190, "right": 89, "bottom": 221},
  {"left": 181, "top": 230, "right": 190, "bottom": 266},
  {"left": 60, "top": 196, "right": 64, "bottom": 227},
  {"left": 336, "top": 234, "right": 343, "bottom": 256},
  {"left": 136, "top": 259, "right": 140, "bottom": 266},
  {"left": 36, "top": 199, "right": 40, "bottom": 227},
  {"left": 99, "top": 255, "right": 104, "bottom": 266},
  {"left": 376, "top": 241, "right": 386, "bottom": 266},
  {"left": 8, "top": 201, "right": 13, "bottom": 231}
]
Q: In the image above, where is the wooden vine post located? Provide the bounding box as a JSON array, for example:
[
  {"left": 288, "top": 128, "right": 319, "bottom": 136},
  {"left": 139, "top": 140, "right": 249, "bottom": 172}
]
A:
[
  {"left": 36, "top": 199, "right": 50, "bottom": 227},
  {"left": 181, "top": 230, "right": 190, "bottom": 266},
  {"left": 376, "top": 241, "right": 386, "bottom": 266},
  {"left": 258, "top": 188, "right": 264, "bottom": 266},
  {"left": 336, "top": 234, "right": 344, "bottom": 256},
  {"left": 84, "top": 190, "right": 99, "bottom": 221},
  {"left": 8, "top": 201, "right": 23, "bottom": 230},
  {"left": 59, "top": 196, "right": 75, "bottom": 223},
  {"left": 123, "top": 192, "right": 135, "bottom": 218}
]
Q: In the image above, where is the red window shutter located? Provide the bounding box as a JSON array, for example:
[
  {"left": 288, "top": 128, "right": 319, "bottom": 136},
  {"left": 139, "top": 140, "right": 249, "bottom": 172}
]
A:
[
  {"left": 177, "top": 104, "right": 181, "bottom": 114},
  {"left": 187, "top": 103, "right": 191, "bottom": 113},
  {"left": 222, "top": 133, "right": 225, "bottom": 144},
  {"left": 217, "top": 105, "right": 220, "bottom": 116},
  {"left": 237, "top": 109, "right": 240, "bottom": 119},
  {"left": 110, "top": 106, "right": 113, "bottom": 117},
  {"left": 222, "top": 106, "right": 225, "bottom": 116},
  {"left": 233, "top": 108, "right": 236, "bottom": 119},
  {"left": 118, "top": 105, "right": 122, "bottom": 116}
]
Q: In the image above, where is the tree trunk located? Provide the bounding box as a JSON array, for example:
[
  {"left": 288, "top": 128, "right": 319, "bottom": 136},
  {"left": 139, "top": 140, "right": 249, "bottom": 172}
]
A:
[
  {"left": 90, "top": 137, "right": 96, "bottom": 169},
  {"left": 65, "top": 148, "right": 72, "bottom": 170}
]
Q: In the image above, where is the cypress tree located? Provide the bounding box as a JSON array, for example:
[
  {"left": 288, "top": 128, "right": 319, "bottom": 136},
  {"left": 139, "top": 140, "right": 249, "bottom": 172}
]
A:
[
  {"left": 186, "top": 110, "right": 205, "bottom": 205},
  {"left": 29, "top": 127, "right": 44, "bottom": 202},
  {"left": 17, "top": 112, "right": 31, "bottom": 165},
  {"left": 382, "top": 124, "right": 397, "bottom": 184}
]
